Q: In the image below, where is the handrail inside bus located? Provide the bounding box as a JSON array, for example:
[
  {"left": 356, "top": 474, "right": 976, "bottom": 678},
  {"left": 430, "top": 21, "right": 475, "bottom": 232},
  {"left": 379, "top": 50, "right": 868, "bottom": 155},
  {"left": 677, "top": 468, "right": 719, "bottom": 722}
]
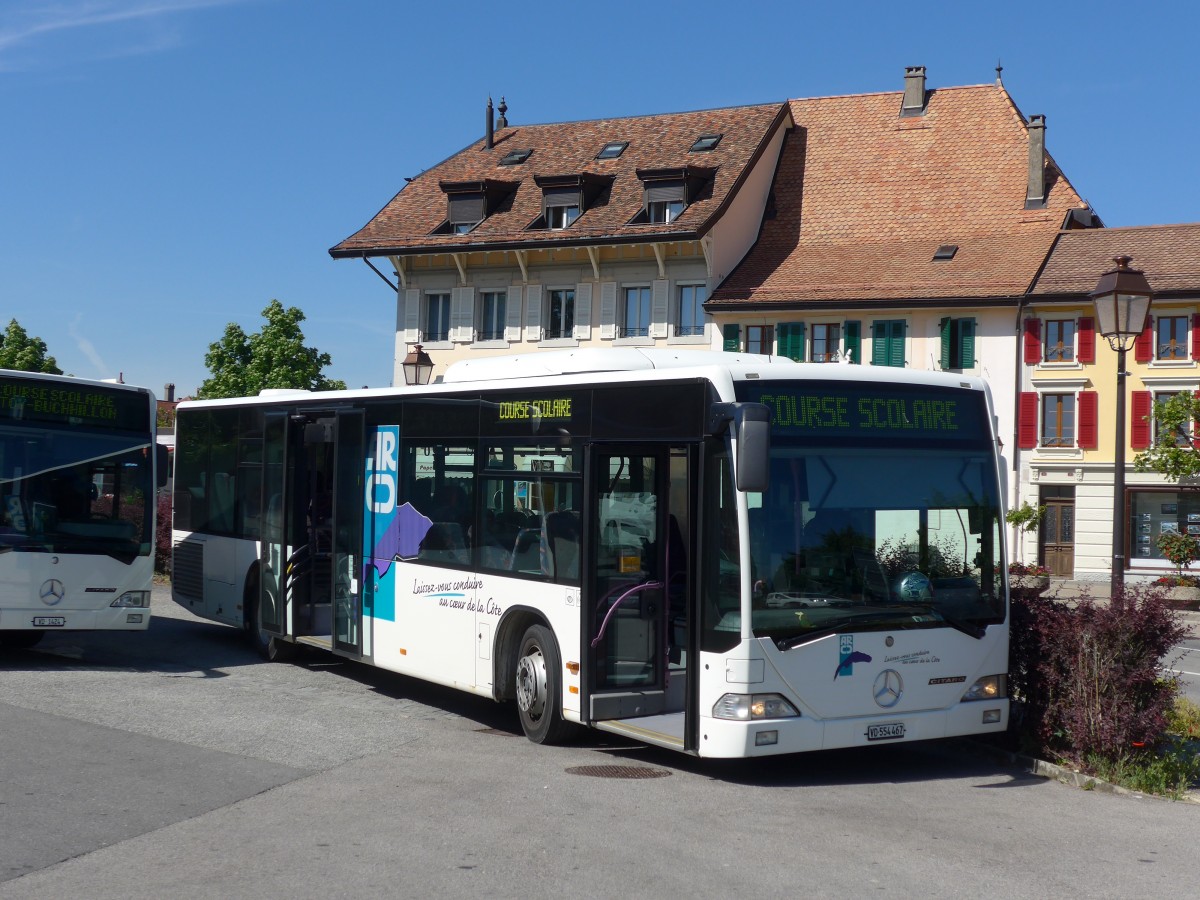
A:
[{"left": 590, "top": 580, "right": 663, "bottom": 649}]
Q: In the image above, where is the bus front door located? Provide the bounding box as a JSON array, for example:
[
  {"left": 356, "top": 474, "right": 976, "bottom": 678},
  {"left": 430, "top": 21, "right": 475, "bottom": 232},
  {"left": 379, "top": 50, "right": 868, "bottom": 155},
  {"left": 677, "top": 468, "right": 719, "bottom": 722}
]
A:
[{"left": 588, "top": 447, "right": 681, "bottom": 724}]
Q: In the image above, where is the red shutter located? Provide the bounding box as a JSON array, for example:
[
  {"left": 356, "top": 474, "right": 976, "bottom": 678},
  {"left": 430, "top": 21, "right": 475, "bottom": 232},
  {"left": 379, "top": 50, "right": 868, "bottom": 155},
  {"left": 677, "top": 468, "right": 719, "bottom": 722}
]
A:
[
  {"left": 1018, "top": 392, "right": 1039, "bottom": 449},
  {"left": 1077, "top": 317, "right": 1096, "bottom": 364},
  {"left": 1134, "top": 323, "right": 1153, "bottom": 363},
  {"left": 1192, "top": 315, "right": 1200, "bottom": 361},
  {"left": 1131, "top": 390, "right": 1152, "bottom": 449},
  {"left": 1023, "top": 318, "right": 1042, "bottom": 364},
  {"left": 1077, "top": 391, "right": 1098, "bottom": 448}
]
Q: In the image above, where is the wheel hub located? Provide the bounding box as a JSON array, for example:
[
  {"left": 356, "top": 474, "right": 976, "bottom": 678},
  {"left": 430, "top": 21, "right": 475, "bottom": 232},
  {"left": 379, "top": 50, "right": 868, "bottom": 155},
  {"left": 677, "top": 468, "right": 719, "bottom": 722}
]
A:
[{"left": 515, "top": 648, "right": 546, "bottom": 718}]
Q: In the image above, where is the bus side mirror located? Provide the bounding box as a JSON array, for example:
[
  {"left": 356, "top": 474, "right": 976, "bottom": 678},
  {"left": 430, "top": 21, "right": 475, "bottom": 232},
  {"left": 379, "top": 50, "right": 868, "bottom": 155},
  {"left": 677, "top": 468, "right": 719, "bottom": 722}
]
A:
[
  {"left": 155, "top": 443, "right": 169, "bottom": 489},
  {"left": 708, "top": 402, "right": 770, "bottom": 493}
]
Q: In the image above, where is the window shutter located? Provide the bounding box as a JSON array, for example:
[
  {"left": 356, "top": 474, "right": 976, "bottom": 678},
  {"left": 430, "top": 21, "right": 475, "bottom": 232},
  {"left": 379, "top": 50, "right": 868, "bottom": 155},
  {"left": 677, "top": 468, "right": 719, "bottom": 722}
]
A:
[
  {"left": 524, "top": 284, "right": 543, "bottom": 342},
  {"left": 1192, "top": 314, "right": 1200, "bottom": 361},
  {"left": 1018, "top": 393, "right": 1039, "bottom": 449},
  {"left": 543, "top": 187, "right": 581, "bottom": 211},
  {"left": 448, "top": 193, "right": 485, "bottom": 227},
  {"left": 723, "top": 324, "right": 741, "bottom": 352},
  {"left": 1077, "top": 390, "right": 1098, "bottom": 449},
  {"left": 888, "top": 321, "right": 906, "bottom": 367},
  {"left": 599, "top": 282, "right": 618, "bottom": 340},
  {"left": 871, "top": 321, "right": 888, "bottom": 366},
  {"left": 1131, "top": 390, "right": 1152, "bottom": 449},
  {"left": 403, "top": 288, "right": 421, "bottom": 342},
  {"left": 939, "top": 317, "right": 952, "bottom": 369},
  {"left": 1077, "top": 316, "right": 1096, "bottom": 364},
  {"left": 644, "top": 180, "right": 686, "bottom": 204},
  {"left": 649, "top": 279, "right": 669, "bottom": 339},
  {"left": 960, "top": 318, "right": 976, "bottom": 368},
  {"left": 451, "top": 287, "right": 474, "bottom": 343},
  {"left": 843, "top": 320, "right": 861, "bottom": 364},
  {"left": 505, "top": 285, "right": 523, "bottom": 342},
  {"left": 1023, "top": 318, "right": 1041, "bottom": 364},
  {"left": 572, "top": 283, "right": 592, "bottom": 340},
  {"left": 1134, "top": 323, "right": 1153, "bottom": 363},
  {"left": 777, "top": 323, "right": 805, "bottom": 361}
]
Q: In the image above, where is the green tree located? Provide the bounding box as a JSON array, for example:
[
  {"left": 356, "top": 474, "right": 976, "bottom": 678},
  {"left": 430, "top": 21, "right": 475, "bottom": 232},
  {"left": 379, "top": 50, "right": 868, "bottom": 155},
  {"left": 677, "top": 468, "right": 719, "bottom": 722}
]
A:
[
  {"left": 1132, "top": 392, "right": 1200, "bottom": 480},
  {"left": 197, "top": 300, "right": 347, "bottom": 399},
  {"left": 0, "top": 318, "right": 62, "bottom": 374}
]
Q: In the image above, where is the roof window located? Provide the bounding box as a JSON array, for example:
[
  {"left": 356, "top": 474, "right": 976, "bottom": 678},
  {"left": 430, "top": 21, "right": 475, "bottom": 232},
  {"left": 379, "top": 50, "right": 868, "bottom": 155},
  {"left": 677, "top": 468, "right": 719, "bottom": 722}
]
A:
[
  {"left": 933, "top": 244, "right": 959, "bottom": 261},
  {"left": 499, "top": 148, "right": 532, "bottom": 166},
  {"left": 527, "top": 174, "right": 612, "bottom": 231},
  {"left": 596, "top": 141, "right": 628, "bottom": 160},
  {"left": 689, "top": 133, "right": 723, "bottom": 153}
]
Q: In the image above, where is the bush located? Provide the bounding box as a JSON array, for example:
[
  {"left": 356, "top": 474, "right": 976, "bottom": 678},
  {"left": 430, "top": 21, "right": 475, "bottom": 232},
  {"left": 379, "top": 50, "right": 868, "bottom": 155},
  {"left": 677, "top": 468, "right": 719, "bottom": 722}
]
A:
[
  {"left": 155, "top": 492, "right": 173, "bottom": 576},
  {"left": 1008, "top": 584, "right": 1187, "bottom": 764},
  {"left": 1009, "top": 562, "right": 1050, "bottom": 577}
]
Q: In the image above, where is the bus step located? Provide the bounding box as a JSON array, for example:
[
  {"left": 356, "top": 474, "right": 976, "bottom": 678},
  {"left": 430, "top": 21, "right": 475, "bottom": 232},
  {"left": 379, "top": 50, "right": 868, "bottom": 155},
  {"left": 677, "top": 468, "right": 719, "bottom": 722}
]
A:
[{"left": 296, "top": 634, "right": 333, "bottom": 650}]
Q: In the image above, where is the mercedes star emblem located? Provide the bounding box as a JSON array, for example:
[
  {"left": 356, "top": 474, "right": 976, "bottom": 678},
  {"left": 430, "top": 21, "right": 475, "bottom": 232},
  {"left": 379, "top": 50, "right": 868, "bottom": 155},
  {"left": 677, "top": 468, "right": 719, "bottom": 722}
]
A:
[
  {"left": 873, "top": 669, "right": 903, "bottom": 708},
  {"left": 40, "top": 579, "right": 65, "bottom": 606}
]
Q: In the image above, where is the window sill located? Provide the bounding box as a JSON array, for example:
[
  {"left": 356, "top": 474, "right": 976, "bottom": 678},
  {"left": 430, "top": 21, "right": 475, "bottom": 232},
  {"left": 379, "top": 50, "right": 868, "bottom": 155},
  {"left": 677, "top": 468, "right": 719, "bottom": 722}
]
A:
[
  {"left": 471, "top": 340, "right": 510, "bottom": 350},
  {"left": 538, "top": 338, "right": 579, "bottom": 349},
  {"left": 1148, "top": 359, "right": 1196, "bottom": 369},
  {"left": 667, "top": 334, "right": 709, "bottom": 345},
  {"left": 614, "top": 336, "right": 654, "bottom": 347},
  {"left": 1033, "top": 446, "right": 1084, "bottom": 460},
  {"left": 1035, "top": 361, "right": 1083, "bottom": 371},
  {"left": 419, "top": 340, "right": 453, "bottom": 351}
]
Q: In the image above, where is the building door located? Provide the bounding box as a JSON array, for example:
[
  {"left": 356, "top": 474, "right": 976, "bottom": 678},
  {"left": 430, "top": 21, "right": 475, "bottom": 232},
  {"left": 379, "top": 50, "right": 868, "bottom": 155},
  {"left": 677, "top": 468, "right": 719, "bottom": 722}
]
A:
[{"left": 1039, "top": 487, "right": 1075, "bottom": 577}]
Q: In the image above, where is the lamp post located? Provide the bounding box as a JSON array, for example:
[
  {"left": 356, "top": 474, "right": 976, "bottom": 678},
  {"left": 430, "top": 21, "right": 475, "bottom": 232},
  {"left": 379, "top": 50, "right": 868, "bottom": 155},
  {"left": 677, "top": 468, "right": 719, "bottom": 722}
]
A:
[
  {"left": 401, "top": 343, "right": 434, "bottom": 386},
  {"left": 1090, "top": 256, "right": 1154, "bottom": 596}
]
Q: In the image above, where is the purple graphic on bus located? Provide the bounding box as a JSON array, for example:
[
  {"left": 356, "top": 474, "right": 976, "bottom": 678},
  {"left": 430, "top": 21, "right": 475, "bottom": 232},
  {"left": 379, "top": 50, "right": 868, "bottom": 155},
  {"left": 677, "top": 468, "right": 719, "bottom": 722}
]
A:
[{"left": 369, "top": 502, "right": 431, "bottom": 578}]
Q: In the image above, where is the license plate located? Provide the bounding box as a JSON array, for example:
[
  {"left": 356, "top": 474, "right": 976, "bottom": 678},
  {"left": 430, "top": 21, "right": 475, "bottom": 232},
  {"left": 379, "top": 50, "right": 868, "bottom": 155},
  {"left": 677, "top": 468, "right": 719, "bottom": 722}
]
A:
[
  {"left": 31, "top": 617, "right": 66, "bottom": 627},
  {"left": 866, "top": 722, "right": 905, "bottom": 741}
]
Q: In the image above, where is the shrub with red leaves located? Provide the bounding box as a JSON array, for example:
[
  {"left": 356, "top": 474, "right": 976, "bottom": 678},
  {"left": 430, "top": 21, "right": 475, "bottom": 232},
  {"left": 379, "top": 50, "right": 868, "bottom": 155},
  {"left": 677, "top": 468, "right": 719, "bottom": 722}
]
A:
[
  {"left": 1009, "top": 585, "right": 1186, "bottom": 762},
  {"left": 155, "top": 492, "right": 173, "bottom": 575}
]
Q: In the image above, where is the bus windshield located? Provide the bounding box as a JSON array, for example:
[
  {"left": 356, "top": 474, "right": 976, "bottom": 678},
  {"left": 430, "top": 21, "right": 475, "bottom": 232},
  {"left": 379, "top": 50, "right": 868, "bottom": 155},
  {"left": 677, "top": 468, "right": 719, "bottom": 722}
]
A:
[
  {"left": 0, "top": 425, "right": 154, "bottom": 559},
  {"left": 728, "top": 380, "right": 1006, "bottom": 648}
]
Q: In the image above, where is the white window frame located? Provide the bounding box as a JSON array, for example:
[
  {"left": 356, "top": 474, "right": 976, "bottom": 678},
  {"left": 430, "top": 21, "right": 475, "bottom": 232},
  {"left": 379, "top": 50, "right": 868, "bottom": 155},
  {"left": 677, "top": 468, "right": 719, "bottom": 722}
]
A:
[
  {"left": 543, "top": 288, "right": 576, "bottom": 343},
  {"left": 1154, "top": 314, "right": 1190, "bottom": 363},
  {"left": 674, "top": 282, "right": 707, "bottom": 340},
  {"left": 424, "top": 291, "right": 452, "bottom": 345},
  {"left": 621, "top": 285, "right": 652, "bottom": 339},
  {"left": 477, "top": 290, "right": 508, "bottom": 343},
  {"left": 809, "top": 322, "right": 842, "bottom": 363}
]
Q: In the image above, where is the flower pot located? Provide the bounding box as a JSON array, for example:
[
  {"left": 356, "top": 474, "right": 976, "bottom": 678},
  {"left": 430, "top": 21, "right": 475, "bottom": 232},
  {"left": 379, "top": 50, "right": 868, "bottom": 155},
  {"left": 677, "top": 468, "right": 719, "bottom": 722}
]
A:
[{"left": 1163, "top": 586, "right": 1200, "bottom": 608}]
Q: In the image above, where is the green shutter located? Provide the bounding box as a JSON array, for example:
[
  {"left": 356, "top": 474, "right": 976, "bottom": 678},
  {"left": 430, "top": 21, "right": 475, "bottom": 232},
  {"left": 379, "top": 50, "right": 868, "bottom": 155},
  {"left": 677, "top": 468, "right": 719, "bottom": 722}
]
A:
[
  {"left": 876, "top": 320, "right": 906, "bottom": 367},
  {"left": 778, "top": 322, "right": 805, "bottom": 361},
  {"left": 872, "top": 321, "right": 887, "bottom": 366},
  {"left": 843, "top": 320, "right": 861, "bottom": 364},
  {"left": 722, "top": 323, "right": 741, "bottom": 352},
  {"left": 960, "top": 318, "right": 976, "bottom": 368},
  {"left": 939, "top": 317, "right": 952, "bottom": 370}
]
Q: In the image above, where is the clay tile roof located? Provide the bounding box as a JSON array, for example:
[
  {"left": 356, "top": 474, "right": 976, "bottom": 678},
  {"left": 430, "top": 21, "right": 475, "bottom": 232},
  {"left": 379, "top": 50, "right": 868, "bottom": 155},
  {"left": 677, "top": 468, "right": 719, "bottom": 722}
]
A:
[
  {"left": 329, "top": 102, "right": 789, "bottom": 258},
  {"left": 709, "top": 84, "right": 1089, "bottom": 307},
  {"left": 1030, "top": 223, "right": 1200, "bottom": 298}
]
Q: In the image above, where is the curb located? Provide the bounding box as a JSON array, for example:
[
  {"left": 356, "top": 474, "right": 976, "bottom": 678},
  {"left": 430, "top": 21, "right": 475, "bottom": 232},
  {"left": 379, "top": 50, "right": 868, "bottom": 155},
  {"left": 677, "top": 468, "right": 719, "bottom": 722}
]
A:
[{"left": 957, "top": 739, "right": 1200, "bottom": 804}]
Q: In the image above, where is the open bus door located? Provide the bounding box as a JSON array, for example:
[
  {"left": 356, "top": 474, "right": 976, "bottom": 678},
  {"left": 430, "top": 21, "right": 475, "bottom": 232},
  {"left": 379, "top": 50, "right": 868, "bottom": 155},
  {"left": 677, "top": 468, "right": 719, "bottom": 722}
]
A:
[
  {"left": 586, "top": 445, "right": 693, "bottom": 752},
  {"left": 259, "top": 408, "right": 366, "bottom": 659},
  {"left": 259, "top": 411, "right": 294, "bottom": 652}
]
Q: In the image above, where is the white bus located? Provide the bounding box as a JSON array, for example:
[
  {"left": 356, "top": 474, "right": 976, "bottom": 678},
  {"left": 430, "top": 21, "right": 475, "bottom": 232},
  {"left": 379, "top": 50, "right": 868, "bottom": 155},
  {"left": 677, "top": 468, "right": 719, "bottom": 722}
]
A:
[
  {"left": 170, "top": 349, "right": 1009, "bottom": 757},
  {"left": 1, "top": 369, "right": 166, "bottom": 648}
]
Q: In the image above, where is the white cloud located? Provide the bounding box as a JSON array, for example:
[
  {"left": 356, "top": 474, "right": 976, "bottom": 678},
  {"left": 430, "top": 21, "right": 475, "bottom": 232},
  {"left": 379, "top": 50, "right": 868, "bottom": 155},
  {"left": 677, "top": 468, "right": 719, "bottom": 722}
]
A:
[{"left": 68, "top": 313, "right": 110, "bottom": 378}]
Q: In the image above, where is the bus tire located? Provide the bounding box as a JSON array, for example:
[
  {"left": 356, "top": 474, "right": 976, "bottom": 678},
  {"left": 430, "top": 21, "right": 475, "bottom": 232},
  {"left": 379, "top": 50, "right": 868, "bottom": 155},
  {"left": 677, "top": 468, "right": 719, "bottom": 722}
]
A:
[
  {"left": 514, "top": 624, "right": 574, "bottom": 744},
  {"left": 0, "top": 631, "right": 44, "bottom": 650},
  {"left": 249, "top": 588, "right": 297, "bottom": 663}
]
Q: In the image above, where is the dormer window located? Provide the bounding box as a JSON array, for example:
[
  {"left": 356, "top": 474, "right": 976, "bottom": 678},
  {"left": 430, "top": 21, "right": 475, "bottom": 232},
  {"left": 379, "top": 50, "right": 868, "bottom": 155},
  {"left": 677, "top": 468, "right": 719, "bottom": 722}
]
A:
[
  {"left": 630, "top": 166, "right": 714, "bottom": 226},
  {"left": 689, "top": 133, "right": 722, "bottom": 153},
  {"left": 434, "top": 179, "right": 518, "bottom": 236},
  {"left": 528, "top": 174, "right": 611, "bottom": 231}
]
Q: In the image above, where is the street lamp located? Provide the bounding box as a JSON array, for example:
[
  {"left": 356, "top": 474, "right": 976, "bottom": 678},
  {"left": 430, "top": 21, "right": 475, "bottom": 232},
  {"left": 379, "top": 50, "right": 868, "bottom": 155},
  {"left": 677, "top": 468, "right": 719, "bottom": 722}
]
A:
[
  {"left": 401, "top": 343, "right": 434, "bottom": 386},
  {"left": 1090, "top": 255, "right": 1154, "bottom": 595}
]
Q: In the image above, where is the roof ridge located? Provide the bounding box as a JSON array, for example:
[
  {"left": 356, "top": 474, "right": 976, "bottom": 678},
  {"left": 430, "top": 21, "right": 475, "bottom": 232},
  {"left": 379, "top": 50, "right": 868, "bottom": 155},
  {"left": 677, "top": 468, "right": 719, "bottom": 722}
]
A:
[
  {"left": 788, "top": 82, "right": 997, "bottom": 103},
  {"left": 485, "top": 101, "right": 785, "bottom": 132}
]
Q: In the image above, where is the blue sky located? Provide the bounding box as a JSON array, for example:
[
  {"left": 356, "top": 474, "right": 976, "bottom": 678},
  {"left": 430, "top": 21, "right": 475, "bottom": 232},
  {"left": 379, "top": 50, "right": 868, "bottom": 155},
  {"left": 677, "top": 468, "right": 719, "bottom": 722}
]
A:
[{"left": 2, "top": 0, "right": 1197, "bottom": 397}]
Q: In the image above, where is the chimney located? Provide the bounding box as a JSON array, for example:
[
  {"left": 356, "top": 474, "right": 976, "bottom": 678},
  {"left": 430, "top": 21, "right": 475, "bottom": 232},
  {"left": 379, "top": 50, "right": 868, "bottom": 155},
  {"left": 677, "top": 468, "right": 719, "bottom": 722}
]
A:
[
  {"left": 496, "top": 96, "right": 508, "bottom": 129},
  {"left": 900, "top": 65, "right": 927, "bottom": 117},
  {"left": 1025, "top": 114, "right": 1046, "bottom": 208},
  {"left": 165, "top": 383, "right": 175, "bottom": 403},
  {"left": 486, "top": 96, "right": 494, "bottom": 150}
]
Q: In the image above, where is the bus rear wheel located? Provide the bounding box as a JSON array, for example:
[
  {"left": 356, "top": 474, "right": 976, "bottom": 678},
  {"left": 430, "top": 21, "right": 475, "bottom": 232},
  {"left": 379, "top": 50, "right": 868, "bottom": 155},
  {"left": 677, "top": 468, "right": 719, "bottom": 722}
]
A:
[
  {"left": 514, "top": 624, "right": 574, "bottom": 744},
  {"left": 248, "top": 587, "right": 297, "bottom": 663},
  {"left": 0, "top": 631, "right": 44, "bottom": 650}
]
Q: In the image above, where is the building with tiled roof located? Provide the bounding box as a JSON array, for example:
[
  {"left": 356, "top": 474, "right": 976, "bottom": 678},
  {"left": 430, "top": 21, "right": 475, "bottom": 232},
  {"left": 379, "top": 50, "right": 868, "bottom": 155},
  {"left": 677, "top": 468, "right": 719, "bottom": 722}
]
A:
[
  {"left": 1021, "top": 223, "right": 1200, "bottom": 582},
  {"left": 331, "top": 98, "right": 792, "bottom": 383}
]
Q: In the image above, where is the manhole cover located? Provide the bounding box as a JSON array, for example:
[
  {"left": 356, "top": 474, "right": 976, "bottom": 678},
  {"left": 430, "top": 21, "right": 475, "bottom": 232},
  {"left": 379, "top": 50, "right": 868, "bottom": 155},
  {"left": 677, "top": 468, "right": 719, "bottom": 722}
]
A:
[{"left": 565, "top": 765, "right": 671, "bottom": 779}]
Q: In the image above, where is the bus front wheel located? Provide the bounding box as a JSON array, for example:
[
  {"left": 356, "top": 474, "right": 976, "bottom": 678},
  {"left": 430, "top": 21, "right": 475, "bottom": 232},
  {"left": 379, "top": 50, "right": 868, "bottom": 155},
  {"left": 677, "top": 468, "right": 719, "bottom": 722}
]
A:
[{"left": 514, "top": 624, "right": 573, "bottom": 744}]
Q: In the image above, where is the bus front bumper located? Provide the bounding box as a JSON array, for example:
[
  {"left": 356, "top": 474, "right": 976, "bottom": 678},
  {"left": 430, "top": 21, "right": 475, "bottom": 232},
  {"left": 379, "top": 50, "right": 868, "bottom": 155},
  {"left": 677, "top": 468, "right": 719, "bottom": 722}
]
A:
[{"left": 0, "top": 607, "right": 151, "bottom": 632}]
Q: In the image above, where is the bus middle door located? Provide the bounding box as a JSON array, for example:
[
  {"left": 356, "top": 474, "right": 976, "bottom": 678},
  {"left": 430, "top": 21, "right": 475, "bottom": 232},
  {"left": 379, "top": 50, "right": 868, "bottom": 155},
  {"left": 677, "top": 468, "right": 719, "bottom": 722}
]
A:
[{"left": 587, "top": 447, "right": 671, "bottom": 721}]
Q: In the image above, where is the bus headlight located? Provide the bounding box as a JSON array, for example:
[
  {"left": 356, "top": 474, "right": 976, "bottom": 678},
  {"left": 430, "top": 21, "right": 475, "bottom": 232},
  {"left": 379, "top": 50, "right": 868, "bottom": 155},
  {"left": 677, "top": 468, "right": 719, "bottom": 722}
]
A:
[
  {"left": 961, "top": 674, "right": 1007, "bottom": 702},
  {"left": 713, "top": 693, "right": 800, "bottom": 720},
  {"left": 110, "top": 591, "right": 150, "bottom": 609}
]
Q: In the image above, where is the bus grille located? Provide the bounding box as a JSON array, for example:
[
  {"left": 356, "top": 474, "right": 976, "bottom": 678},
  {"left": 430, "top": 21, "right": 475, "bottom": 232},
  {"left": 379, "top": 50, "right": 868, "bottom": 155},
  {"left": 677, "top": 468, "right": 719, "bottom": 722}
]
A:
[{"left": 173, "top": 541, "right": 204, "bottom": 601}]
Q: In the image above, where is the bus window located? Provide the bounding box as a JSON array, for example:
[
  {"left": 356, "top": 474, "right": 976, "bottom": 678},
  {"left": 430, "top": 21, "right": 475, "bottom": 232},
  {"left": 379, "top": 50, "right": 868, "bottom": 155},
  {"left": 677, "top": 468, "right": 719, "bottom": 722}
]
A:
[{"left": 400, "top": 440, "right": 476, "bottom": 567}]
